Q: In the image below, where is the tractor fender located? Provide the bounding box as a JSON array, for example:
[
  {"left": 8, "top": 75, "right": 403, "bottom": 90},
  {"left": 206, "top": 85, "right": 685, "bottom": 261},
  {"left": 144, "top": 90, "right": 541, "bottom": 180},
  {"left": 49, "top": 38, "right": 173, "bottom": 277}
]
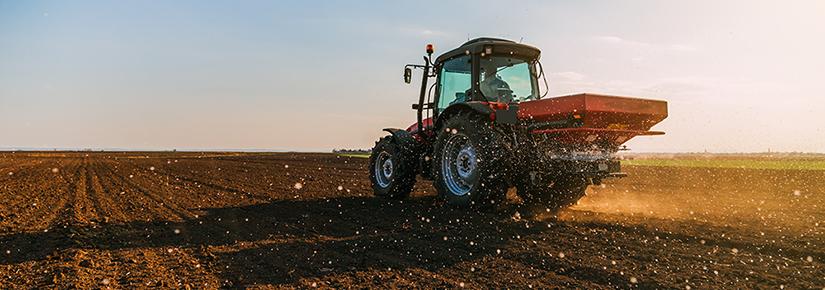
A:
[
  {"left": 434, "top": 102, "right": 494, "bottom": 130},
  {"left": 381, "top": 128, "right": 418, "bottom": 152}
]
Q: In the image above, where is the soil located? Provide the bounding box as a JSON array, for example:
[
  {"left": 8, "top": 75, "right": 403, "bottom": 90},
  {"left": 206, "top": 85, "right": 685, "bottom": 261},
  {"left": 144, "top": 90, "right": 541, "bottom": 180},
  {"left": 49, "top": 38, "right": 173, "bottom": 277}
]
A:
[{"left": 0, "top": 152, "right": 822, "bottom": 288}]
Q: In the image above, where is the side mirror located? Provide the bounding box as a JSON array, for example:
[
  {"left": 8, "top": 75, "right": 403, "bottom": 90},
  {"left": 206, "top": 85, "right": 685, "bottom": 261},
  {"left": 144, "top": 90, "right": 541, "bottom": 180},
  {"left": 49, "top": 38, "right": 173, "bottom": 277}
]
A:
[{"left": 403, "top": 68, "right": 412, "bottom": 84}]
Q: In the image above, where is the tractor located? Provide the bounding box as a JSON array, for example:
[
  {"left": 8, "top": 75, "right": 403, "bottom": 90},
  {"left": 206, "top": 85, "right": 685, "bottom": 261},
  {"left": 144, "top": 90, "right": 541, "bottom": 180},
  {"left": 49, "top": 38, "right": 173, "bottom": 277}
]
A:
[{"left": 369, "top": 38, "right": 667, "bottom": 210}]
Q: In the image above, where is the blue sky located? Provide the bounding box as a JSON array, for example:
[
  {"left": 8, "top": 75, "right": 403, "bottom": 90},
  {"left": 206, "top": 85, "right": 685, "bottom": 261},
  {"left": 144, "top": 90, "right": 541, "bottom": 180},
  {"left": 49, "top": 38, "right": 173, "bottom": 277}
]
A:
[{"left": 1, "top": 1, "right": 824, "bottom": 152}]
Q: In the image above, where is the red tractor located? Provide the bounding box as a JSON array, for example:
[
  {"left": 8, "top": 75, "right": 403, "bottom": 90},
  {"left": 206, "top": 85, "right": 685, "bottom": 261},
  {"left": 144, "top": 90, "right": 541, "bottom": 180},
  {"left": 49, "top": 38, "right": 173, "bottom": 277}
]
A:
[{"left": 370, "top": 38, "right": 667, "bottom": 210}]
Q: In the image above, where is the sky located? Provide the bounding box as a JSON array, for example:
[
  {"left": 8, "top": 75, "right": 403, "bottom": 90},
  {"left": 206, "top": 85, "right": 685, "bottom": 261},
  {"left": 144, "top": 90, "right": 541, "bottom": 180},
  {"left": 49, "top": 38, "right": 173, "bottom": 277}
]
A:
[{"left": 1, "top": 0, "right": 824, "bottom": 152}]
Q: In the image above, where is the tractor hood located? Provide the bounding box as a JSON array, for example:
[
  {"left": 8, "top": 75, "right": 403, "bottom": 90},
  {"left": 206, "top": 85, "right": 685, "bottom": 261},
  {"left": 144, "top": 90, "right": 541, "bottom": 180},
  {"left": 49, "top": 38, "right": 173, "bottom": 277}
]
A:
[{"left": 517, "top": 93, "right": 668, "bottom": 146}]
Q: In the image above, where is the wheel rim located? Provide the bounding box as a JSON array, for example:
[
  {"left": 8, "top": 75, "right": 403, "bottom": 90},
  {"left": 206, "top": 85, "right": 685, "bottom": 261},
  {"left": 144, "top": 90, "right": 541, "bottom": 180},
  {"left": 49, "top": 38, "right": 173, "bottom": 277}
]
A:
[
  {"left": 441, "top": 133, "right": 477, "bottom": 196},
  {"left": 374, "top": 151, "right": 393, "bottom": 188}
]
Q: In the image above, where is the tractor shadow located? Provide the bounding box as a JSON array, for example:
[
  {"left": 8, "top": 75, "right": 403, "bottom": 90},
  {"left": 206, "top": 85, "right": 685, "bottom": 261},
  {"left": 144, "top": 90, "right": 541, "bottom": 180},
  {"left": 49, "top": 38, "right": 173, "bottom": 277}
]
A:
[{"left": 0, "top": 195, "right": 693, "bottom": 287}]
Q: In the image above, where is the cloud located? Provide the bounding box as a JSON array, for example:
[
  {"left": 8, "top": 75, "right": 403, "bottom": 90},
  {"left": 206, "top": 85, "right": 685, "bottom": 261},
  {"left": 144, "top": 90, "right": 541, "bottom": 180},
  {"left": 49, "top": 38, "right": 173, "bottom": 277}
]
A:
[
  {"left": 591, "top": 35, "right": 697, "bottom": 52},
  {"left": 668, "top": 44, "right": 698, "bottom": 52},
  {"left": 592, "top": 35, "right": 651, "bottom": 47},
  {"left": 645, "top": 77, "right": 711, "bottom": 95},
  {"left": 551, "top": 71, "right": 586, "bottom": 81},
  {"left": 592, "top": 35, "right": 623, "bottom": 43},
  {"left": 399, "top": 27, "right": 448, "bottom": 37}
]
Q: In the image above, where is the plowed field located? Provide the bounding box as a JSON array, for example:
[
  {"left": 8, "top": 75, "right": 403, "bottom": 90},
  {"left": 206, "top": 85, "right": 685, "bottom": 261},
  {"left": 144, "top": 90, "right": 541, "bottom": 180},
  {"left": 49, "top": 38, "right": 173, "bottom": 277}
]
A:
[{"left": 0, "top": 152, "right": 822, "bottom": 288}]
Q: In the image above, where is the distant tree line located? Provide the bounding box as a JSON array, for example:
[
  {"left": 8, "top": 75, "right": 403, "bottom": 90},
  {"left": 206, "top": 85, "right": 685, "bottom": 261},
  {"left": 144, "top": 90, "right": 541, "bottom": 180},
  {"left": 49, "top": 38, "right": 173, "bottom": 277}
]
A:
[{"left": 332, "top": 148, "right": 372, "bottom": 154}]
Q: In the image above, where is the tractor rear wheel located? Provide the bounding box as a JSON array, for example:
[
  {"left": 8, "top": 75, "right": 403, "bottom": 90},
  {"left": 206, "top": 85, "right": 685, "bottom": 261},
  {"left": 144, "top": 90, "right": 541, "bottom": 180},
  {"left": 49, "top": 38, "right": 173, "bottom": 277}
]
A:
[
  {"left": 432, "top": 112, "right": 509, "bottom": 207},
  {"left": 369, "top": 136, "right": 417, "bottom": 199},
  {"left": 518, "top": 177, "right": 588, "bottom": 212}
]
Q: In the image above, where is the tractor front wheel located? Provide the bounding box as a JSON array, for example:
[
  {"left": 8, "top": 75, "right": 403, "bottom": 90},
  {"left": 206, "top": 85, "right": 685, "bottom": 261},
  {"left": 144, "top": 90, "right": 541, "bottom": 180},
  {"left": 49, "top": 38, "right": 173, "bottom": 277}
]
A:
[
  {"left": 369, "top": 136, "right": 417, "bottom": 199},
  {"left": 432, "top": 112, "right": 508, "bottom": 207}
]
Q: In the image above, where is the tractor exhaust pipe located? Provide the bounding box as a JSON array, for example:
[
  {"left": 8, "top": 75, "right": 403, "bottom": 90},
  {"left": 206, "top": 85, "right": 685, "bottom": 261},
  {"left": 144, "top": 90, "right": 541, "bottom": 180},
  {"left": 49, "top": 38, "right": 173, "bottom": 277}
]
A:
[{"left": 417, "top": 44, "right": 434, "bottom": 134}]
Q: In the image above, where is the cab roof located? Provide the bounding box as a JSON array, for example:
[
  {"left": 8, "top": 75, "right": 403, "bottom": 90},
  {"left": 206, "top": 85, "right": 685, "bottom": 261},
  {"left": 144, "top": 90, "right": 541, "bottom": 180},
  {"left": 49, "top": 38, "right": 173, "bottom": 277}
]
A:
[{"left": 434, "top": 37, "right": 542, "bottom": 65}]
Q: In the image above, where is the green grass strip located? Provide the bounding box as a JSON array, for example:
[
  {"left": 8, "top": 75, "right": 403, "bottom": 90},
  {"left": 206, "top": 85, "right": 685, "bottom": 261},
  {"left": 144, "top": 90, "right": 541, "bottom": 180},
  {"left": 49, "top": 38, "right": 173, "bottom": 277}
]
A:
[
  {"left": 622, "top": 159, "right": 825, "bottom": 170},
  {"left": 338, "top": 153, "right": 371, "bottom": 159}
]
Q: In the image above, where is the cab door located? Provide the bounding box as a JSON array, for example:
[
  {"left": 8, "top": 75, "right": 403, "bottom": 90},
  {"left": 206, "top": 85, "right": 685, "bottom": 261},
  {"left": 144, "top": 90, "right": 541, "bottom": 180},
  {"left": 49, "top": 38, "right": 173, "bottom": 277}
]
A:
[{"left": 434, "top": 55, "right": 473, "bottom": 116}]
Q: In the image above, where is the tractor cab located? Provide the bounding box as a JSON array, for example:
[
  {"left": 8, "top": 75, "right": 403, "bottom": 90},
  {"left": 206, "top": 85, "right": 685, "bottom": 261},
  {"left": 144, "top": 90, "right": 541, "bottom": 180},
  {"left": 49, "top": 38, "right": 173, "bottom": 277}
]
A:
[
  {"left": 434, "top": 38, "right": 542, "bottom": 107},
  {"left": 405, "top": 38, "right": 544, "bottom": 134}
]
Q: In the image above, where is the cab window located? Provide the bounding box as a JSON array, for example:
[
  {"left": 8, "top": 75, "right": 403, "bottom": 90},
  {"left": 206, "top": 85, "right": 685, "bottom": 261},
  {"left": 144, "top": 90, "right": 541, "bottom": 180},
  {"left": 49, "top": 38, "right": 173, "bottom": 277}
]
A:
[
  {"left": 437, "top": 55, "right": 471, "bottom": 111},
  {"left": 478, "top": 56, "right": 538, "bottom": 102}
]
